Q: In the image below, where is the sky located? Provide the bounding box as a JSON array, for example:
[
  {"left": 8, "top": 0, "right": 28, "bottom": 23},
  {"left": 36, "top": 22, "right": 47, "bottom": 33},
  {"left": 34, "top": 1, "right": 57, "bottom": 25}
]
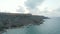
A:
[{"left": 0, "top": 0, "right": 60, "bottom": 17}]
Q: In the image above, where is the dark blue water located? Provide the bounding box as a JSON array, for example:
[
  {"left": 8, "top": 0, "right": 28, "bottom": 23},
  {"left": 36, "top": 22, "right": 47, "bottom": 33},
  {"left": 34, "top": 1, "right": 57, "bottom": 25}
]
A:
[{"left": 3, "top": 18, "right": 60, "bottom": 34}]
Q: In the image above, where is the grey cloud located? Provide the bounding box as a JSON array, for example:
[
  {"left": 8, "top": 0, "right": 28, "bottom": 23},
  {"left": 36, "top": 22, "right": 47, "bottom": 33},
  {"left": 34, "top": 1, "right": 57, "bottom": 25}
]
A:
[
  {"left": 24, "top": 0, "right": 44, "bottom": 15},
  {"left": 52, "top": 8, "right": 60, "bottom": 12},
  {"left": 56, "top": 8, "right": 60, "bottom": 12},
  {"left": 40, "top": 10, "right": 49, "bottom": 13},
  {"left": 45, "top": 8, "right": 60, "bottom": 17},
  {"left": 25, "top": 0, "right": 44, "bottom": 9},
  {"left": 16, "top": 7, "right": 25, "bottom": 13}
]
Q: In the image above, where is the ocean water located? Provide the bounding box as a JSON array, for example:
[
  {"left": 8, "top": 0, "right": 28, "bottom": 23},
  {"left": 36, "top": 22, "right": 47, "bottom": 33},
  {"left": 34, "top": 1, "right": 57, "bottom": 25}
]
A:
[{"left": 2, "top": 17, "right": 60, "bottom": 34}]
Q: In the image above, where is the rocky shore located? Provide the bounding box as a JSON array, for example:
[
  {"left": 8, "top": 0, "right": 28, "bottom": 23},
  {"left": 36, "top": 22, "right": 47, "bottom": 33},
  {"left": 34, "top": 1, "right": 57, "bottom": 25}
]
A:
[{"left": 0, "top": 13, "right": 49, "bottom": 34}]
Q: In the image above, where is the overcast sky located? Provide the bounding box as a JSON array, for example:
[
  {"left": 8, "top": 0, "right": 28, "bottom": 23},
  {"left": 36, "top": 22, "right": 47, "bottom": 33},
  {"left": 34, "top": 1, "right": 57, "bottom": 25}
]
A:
[{"left": 0, "top": 0, "right": 60, "bottom": 17}]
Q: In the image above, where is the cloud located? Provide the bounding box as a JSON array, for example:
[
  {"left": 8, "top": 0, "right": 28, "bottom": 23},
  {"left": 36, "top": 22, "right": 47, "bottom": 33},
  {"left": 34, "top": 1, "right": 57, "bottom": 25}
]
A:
[
  {"left": 55, "top": 8, "right": 60, "bottom": 12},
  {"left": 52, "top": 8, "right": 60, "bottom": 17},
  {"left": 16, "top": 6, "right": 30, "bottom": 14},
  {"left": 16, "top": 7, "right": 25, "bottom": 13},
  {"left": 40, "top": 8, "right": 60, "bottom": 17},
  {"left": 25, "top": 0, "right": 44, "bottom": 9},
  {"left": 24, "top": 0, "right": 44, "bottom": 15},
  {"left": 0, "top": 0, "right": 26, "bottom": 13}
]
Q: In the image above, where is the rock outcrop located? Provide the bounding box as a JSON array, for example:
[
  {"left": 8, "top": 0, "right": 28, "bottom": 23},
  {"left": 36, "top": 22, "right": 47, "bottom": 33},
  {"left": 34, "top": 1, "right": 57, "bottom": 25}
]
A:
[{"left": 0, "top": 13, "right": 48, "bottom": 34}]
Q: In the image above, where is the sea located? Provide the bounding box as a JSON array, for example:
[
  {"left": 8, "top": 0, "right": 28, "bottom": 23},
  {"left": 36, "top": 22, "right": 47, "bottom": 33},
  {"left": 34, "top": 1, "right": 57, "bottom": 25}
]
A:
[{"left": 2, "top": 17, "right": 60, "bottom": 34}]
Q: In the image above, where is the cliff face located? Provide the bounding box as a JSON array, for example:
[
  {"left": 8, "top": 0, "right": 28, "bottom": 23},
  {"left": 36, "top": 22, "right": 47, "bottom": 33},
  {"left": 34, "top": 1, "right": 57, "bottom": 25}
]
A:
[{"left": 0, "top": 13, "right": 48, "bottom": 34}]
